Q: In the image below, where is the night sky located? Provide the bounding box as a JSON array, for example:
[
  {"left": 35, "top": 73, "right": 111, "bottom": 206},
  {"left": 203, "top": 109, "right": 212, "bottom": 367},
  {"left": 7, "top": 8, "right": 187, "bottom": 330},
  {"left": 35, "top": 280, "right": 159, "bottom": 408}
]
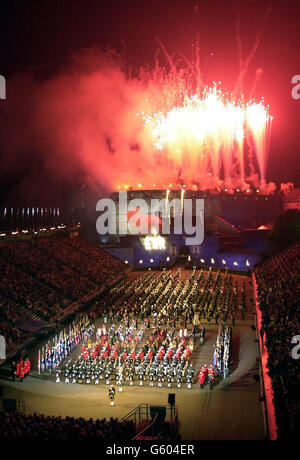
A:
[{"left": 0, "top": 0, "right": 299, "bottom": 203}]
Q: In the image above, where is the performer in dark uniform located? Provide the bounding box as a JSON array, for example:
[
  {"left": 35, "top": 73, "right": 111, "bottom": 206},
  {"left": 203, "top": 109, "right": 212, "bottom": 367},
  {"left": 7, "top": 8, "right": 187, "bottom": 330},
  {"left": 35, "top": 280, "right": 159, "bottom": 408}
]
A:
[
  {"left": 166, "top": 365, "right": 173, "bottom": 388},
  {"left": 86, "top": 368, "right": 91, "bottom": 384},
  {"left": 55, "top": 366, "right": 61, "bottom": 383},
  {"left": 11, "top": 361, "right": 16, "bottom": 382},
  {"left": 94, "top": 368, "right": 99, "bottom": 384},
  {"left": 90, "top": 363, "right": 96, "bottom": 383},
  {"left": 138, "top": 364, "right": 145, "bottom": 386},
  {"left": 116, "top": 366, "right": 124, "bottom": 392},
  {"left": 157, "top": 365, "right": 164, "bottom": 387},
  {"left": 128, "top": 366, "right": 134, "bottom": 386},
  {"left": 186, "top": 363, "right": 194, "bottom": 389},
  {"left": 105, "top": 361, "right": 112, "bottom": 385},
  {"left": 176, "top": 367, "right": 183, "bottom": 388},
  {"left": 98, "top": 361, "right": 104, "bottom": 381},
  {"left": 109, "top": 385, "right": 116, "bottom": 406},
  {"left": 149, "top": 365, "right": 155, "bottom": 387},
  {"left": 71, "top": 365, "right": 77, "bottom": 384}
]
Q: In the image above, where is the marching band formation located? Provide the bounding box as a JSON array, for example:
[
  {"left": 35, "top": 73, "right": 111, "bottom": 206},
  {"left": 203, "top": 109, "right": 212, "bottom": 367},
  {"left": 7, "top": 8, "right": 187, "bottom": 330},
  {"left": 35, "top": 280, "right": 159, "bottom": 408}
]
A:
[
  {"left": 54, "top": 315, "right": 196, "bottom": 388},
  {"left": 36, "top": 268, "right": 236, "bottom": 393}
]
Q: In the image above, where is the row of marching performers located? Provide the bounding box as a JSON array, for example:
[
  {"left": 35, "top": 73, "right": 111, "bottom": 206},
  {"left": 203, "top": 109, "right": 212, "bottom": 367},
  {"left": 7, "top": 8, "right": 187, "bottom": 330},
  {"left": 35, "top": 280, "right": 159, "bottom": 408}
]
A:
[
  {"left": 56, "top": 354, "right": 195, "bottom": 389},
  {"left": 55, "top": 331, "right": 194, "bottom": 389},
  {"left": 213, "top": 324, "right": 232, "bottom": 378},
  {"left": 55, "top": 314, "right": 195, "bottom": 384},
  {"left": 11, "top": 356, "right": 31, "bottom": 382},
  {"left": 37, "top": 314, "right": 94, "bottom": 373},
  {"left": 198, "top": 364, "right": 215, "bottom": 390}
]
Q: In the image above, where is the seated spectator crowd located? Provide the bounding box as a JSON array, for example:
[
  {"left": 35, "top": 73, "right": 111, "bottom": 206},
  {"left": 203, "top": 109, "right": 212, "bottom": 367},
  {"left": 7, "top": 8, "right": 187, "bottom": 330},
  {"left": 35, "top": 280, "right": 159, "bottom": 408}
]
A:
[
  {"left": 0, "top": 412, "right": 135, "bottom": 440},
  {"left": 0, "top": 233, "right": 125, "bottom": 348},
  {"left": 254, "top": 241, "right": 300, "bottom": 439}
]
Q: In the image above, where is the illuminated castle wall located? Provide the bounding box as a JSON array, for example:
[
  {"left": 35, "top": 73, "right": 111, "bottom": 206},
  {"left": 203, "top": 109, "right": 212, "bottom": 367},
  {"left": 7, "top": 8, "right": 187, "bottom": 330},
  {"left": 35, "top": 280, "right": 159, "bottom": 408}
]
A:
[{"left": 101, "top": 190, "right": 282, "bottom": 271}]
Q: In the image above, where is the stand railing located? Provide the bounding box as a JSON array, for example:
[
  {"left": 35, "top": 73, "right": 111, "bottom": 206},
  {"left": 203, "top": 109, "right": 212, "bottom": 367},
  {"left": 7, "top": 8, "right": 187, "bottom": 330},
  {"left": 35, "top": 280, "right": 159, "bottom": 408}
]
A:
[
  {"left": 252, "top": 273, "right": 278, "bottom": 440},
  {"left": 121, "top": 404, "right": 178, "bottom": 440}
]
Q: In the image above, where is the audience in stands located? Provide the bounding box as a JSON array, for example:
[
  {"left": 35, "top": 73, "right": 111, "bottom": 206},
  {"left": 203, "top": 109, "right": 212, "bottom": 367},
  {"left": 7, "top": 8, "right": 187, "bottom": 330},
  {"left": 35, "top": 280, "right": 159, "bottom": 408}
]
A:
[
  {"left": 0, "top": 412, "right": 135, "bottom": 440},
  {"left": 255, "top": 241, "right": 300, "bottom": 439},
  {"left": 0, "top": 234, "right": 125, "bottom": 349}
]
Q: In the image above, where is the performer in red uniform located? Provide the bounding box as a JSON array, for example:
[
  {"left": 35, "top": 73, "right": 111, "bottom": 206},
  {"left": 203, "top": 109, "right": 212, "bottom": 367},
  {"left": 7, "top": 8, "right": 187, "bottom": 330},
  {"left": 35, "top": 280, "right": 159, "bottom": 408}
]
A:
[
  {"left": 103, "top": 349, "right": 109, "bottom": 359},
  {"left": 19, "top": 365, "right": 25, "bottom": 383},
  {"left": 198, "top": 370, "right": 206, "bottom": 389},
  {"left": 83, "top": 350, "right": 89, "bottom": 360},
  {"left": 208, "top": 365, "right": 215, "bottom": 377},
  {"left": 130, "top": 351, "right": 136, "bottom": 360},
  {"left": 201, "top": 365, "right": 209, "bottom": 378},
  {"left": 24, "top": 359, "right": 31, "bottom": 378},
  {"left": 23, "top": 361, "right": 28, "bottom": 377}
]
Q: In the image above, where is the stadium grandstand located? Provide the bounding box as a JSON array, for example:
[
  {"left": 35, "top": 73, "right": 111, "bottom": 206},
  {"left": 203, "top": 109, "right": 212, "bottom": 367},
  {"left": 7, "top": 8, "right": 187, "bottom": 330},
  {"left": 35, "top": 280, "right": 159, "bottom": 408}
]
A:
[
  {"left": 0, "top": 215, "right": 298, "bottom": 441},
  {"left": 1, "top": 0, "right": 300, "bottom": 445}
]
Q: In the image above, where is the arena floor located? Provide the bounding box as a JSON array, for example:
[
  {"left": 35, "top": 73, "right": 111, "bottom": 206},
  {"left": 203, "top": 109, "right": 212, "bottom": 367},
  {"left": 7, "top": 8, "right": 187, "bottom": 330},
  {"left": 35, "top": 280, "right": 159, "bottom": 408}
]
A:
[{"left": 0, "top": 270, "right": 266, "bottom": 440}]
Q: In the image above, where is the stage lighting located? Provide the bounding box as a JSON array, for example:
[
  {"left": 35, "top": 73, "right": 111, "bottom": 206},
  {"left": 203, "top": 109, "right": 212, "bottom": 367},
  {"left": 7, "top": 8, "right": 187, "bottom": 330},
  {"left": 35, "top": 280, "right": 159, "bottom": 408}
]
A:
[
  {"left": 125, "top": 260, "right": 128, "bottom": 264},
  {"left": 144, "top": 235, "right": 166, "bottom": 250},
  {"left": 233, "top": 261, "right": 238, "bottom": 266},
  {"left": 139, "top": 260, "right": 143, "bottom": 264}
]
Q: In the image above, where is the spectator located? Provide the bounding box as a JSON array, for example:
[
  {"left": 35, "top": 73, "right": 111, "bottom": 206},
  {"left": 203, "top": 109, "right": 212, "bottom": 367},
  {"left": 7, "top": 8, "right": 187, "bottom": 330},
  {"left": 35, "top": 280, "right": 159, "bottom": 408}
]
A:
[
  {"left": 254, "top": 241, "right": 300, "bottom": 439},
  {"left": 0, "top": 412, "right": 135, "bottom": 440}
]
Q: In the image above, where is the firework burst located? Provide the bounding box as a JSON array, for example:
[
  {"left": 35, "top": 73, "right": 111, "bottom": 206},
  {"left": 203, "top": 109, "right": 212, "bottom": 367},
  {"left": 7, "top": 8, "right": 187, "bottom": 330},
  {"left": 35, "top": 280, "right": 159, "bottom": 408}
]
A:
[{"left": 139, "top": 84, "right": 272, "bottom": 191}]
